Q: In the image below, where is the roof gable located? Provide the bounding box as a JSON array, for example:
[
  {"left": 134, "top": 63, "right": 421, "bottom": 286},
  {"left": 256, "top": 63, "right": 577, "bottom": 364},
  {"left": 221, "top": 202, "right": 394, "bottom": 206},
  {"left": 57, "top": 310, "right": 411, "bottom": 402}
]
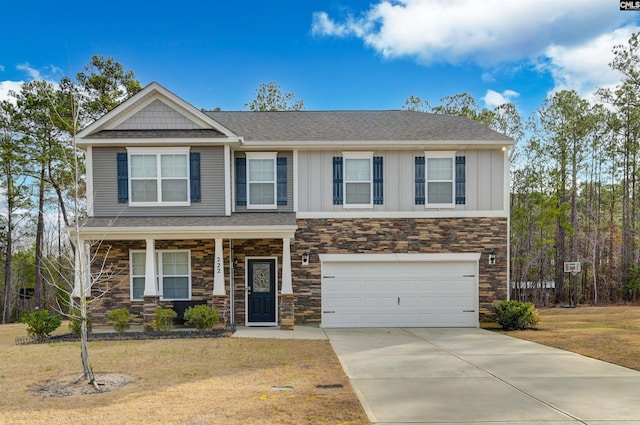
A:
[{"left": 78, "top": 82, "right": 238, "bottom": 142}]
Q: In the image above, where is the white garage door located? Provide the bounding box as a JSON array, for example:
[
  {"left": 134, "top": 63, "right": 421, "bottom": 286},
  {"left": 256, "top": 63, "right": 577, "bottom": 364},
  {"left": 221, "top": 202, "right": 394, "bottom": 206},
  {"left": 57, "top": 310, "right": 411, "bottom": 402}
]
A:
[{"left": 321, "top": 258, "right": 478, "bottom": 328}]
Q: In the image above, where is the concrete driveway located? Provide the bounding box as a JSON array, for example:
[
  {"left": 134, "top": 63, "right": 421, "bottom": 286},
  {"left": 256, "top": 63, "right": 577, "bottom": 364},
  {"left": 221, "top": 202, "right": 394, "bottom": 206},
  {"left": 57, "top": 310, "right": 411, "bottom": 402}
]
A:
[{"left": 325, "top": 328, "right": 640, "bottom": 424}]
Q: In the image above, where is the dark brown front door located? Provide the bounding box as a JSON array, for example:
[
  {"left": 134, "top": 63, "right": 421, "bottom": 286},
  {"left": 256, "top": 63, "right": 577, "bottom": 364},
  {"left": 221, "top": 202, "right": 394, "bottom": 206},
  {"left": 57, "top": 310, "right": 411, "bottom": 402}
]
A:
[{"left": 247, "top": 259, "right": 276, "bottom": 323}]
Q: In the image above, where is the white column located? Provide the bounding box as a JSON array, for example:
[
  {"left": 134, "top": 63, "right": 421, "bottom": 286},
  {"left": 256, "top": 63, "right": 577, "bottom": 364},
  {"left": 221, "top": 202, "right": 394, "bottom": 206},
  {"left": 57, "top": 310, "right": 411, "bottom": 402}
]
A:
[
  {"left": 213, "top": 238, "right": 226, "bottom": 295},
  {"left": 72, "top": 240, "right": 82, "bottom": 298},
  {"left": 73, "top": 240, "right": 91, "bottom": 298},
  {"left": 281, "top": 237, "right": 293, "bottom": 294},
  {"left": 144, "top": 239, "right": 158, "bottom": 297}
]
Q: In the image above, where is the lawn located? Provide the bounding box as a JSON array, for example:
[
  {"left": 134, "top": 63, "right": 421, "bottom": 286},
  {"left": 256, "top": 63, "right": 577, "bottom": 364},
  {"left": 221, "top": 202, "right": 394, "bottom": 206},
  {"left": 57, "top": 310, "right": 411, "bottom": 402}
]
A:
[
  {"left": 500, "top": 305, "right": 640, "bottom": 371},
  {"left": 0, "top": 324, "right": 369, "bottom": 425}
]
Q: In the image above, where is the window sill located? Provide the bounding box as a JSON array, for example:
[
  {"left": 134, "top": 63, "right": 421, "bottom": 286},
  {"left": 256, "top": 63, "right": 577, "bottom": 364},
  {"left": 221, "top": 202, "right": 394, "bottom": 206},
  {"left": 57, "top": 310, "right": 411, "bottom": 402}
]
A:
[{"left": 129, "top": 202, "right": 191, "bottom": 207}]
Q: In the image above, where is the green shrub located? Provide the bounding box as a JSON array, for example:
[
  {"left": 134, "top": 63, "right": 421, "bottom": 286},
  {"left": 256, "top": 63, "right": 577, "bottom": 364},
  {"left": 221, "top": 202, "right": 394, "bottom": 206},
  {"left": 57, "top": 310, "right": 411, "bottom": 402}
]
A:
[
  {"left": 68, "top": 307, "right": 92, "bottom": 335},
  {"left": 21, "top": 309, "right": 62, "bottom": 341},
  {"left": 184, "top": 304, "right": 219, "bottom": 331},
  {"left": 151, "top": 307, "right": 177, "bottom": 332},
  {"left": 495, "top": 300, "right": 540, "bottom": 330},
  {"left": 107, "top": 308, "right": 132, "bottom": 333}
]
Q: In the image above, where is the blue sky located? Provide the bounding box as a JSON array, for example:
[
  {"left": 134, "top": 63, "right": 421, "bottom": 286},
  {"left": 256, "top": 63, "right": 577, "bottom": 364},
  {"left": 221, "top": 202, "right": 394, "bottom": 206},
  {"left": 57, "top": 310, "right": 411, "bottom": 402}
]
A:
[{"left": 1, "top": 0, "right": 639, "bottom": 119}]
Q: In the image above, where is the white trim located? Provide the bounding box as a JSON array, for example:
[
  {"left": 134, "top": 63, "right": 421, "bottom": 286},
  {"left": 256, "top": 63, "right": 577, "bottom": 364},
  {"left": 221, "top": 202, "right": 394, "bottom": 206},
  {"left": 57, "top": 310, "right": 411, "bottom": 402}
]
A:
[
  {"left": 293, "top": 150, "right": 299, "bottom": 213},
  {"left": 296, "top": 210, "right": 509, "bottom": 219},
  {"left": 245, "top": 152, "right": 278, "bottom": 209},
  {"left": 73, "top": 225, "right": 298, "bottom": 241},
  {"left": 239, "top": 140, "right": 514, "bottom": 149},
  {"left": 213, "top": 238, "right": 226, "bottom": 295},
  {"left": 224, "top": 145, "right": 232, "bottom": 216},
  {"left": 424, "top": 151, "right": 456, "bottom": 209},
  {"left": 78, "top": 137, "right": 241, "bottom": 148},
  {"left": 281, "top": 238, "right": 292, "bottom": 294},
  {"left": 319, "top": 252, "right": 482, "bottom": 263},
  {"left": 85, "top": 146, "right": 94, "bottom": 217},
  {"left": 126, "top": 147, "right": 191, "bottom": 207},
  {"left": 505, "top": 147, "right": 511, "bottom": 301},
  {"left": 245, "top": 256, "right": 278, "bottom": 327}
]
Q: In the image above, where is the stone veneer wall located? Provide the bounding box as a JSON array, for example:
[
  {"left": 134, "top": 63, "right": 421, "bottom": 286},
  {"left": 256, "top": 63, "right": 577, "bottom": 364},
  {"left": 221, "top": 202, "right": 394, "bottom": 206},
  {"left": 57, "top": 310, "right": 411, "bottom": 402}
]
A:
[
  {"left": 89, "top": 239, "right": 226, "bottom": 326},
  {"left": 291, "top": 217, "right": 509, "bottom": 324}
]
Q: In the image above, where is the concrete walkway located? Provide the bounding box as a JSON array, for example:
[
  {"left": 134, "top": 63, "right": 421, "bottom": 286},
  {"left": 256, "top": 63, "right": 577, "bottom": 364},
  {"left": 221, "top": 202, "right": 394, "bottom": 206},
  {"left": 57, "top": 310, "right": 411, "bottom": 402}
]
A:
[
  {"left": 325, "top": 327, "right": 640, "bottom": 424},
  {"left": 232, "top": 325, "right": 328, "bottom": 340}
]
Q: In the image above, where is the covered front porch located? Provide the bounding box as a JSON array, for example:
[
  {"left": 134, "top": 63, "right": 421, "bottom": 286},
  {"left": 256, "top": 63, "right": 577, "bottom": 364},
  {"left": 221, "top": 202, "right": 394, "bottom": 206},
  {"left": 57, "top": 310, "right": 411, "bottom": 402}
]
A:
[{"left": 70, "top": 214, "right": 298, "bottom": 330}]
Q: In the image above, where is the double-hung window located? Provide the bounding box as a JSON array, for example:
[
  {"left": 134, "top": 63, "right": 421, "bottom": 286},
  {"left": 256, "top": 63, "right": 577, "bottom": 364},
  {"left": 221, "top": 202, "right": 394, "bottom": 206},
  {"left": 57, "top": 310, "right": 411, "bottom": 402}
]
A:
[
  {"left": 130, "top": 250, "right": 191, "bottom": 301},
  {"left": 246, "top": 152, "right": 277, "bottom": 209},
  {"left": 128, "top": 147, "right": 190, "bottom": 206},
  {"left": 425, "top": 151, "right": 455, "bottom": 208},
  {"left": 343, "top": 152, "right": 373, "bottom": 208}
]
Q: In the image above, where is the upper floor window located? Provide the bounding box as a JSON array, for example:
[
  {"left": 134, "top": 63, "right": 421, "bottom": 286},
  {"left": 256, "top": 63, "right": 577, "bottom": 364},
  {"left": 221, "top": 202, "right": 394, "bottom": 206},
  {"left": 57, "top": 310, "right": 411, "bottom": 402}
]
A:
[
  {"left": 246, "top": 152, "right": 277, "bottom": 209},
  {"left": 344, "top": 152, "right": 373, "bottom": 208},
  {"left": 415, "top": 152, "right": 465, "bottom": 208},
  {"left": 127, "top": 147, "right": 190, "bottom": 206},
  {"left": 332, "top": 153, "right": 383, "bottom": 207}
]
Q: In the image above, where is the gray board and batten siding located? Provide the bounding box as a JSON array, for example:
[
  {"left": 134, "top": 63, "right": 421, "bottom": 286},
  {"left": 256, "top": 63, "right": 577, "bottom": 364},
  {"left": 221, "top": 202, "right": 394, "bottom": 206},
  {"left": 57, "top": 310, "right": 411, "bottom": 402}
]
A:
[
  {"left": 296, "top": 149, "right": 505, "bottom": 213},
  {"left": 91, "top": 146, "right": 226, "bottom": 217}
]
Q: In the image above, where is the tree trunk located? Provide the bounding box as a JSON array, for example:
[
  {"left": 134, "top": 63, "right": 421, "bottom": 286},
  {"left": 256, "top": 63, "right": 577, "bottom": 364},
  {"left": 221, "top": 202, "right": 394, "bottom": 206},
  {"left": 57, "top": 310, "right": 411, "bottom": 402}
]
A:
[
  {"left": 34, "top": 165, "right": 46, "bottom": 310},
  {"left": 3, "top": 210, "right": 13, "bottom": 324}
]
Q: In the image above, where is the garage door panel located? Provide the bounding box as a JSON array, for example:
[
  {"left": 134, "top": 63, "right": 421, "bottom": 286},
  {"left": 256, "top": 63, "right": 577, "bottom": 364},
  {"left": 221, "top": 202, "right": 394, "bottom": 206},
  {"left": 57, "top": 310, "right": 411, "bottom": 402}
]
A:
[{"left": 322, "top": 260, "right": 478, "bottom": 328}]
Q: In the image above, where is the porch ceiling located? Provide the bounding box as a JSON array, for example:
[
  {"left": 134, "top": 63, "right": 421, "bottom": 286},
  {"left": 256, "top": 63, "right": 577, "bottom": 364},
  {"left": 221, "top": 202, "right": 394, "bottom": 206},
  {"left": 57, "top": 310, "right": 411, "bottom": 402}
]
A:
[{"left": 69, "top": 213, "right": 297, "bottom": 240}]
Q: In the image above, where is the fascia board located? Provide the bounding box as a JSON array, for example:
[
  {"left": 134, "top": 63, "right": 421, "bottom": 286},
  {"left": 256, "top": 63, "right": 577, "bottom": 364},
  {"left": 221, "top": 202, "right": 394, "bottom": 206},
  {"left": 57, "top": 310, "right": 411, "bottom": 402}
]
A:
[
  {"left": 70, "top": 225, "right": 298, "bottom": 241},
  {"left": 238, "top": 139, "right": 514, "bottom": 150},
  {"left": 76, "top": 137, "right": 242, "bottom": 148}
]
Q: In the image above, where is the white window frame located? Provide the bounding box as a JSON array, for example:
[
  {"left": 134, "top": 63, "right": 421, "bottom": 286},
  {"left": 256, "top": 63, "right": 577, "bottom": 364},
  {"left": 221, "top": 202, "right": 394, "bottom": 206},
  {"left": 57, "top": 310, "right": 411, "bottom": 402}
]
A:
[
  {"left": 246, "top": 152, "right": 277, "bottom": 209},
  {"left": 342, "top": 151, "right": 373, "bottom": 208},
  {"left": 129, "top": 251, "right": 146, "bottom": 301},
  {"left": 424, "top": 151, "right": 456, "bottom": 209},
  {"left": 127, "top": 147, "right": 190, "bottom": 207},
  {"left": 129, "top": 249, "right": 192, "bottom": 301}
]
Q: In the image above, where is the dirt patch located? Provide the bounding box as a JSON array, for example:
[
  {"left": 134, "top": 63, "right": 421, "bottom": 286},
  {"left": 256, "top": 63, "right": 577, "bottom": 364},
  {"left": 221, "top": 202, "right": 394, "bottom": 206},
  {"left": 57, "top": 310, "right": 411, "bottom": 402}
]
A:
[{"left": 30, "top": 373, "right": 133, "bottom": 398}]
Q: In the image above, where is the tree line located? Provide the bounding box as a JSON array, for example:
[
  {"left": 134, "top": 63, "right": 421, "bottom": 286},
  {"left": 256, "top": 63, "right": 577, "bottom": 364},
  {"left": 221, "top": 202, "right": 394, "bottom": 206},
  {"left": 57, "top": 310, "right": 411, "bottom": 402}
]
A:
[{"left": 3, "top": 33, "right": 640, "bottom": 323}]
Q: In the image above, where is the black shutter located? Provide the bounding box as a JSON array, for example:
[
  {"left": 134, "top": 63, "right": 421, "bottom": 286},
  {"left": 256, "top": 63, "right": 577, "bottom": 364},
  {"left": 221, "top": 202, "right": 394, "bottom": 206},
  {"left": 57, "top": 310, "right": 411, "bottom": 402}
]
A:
[
  {"left": 117, "top": 152, "right": 128, "bottom": 203},
  {"left": 332, "top": 157, "right": 343, "bottom": 205},
  {"left": 415, "top": 156, "right": 425, "bottom": 205},
  {"left": 236, "top": 157, "right": 246, "bottom": 206},
  {"left": 190, "top": 152, "right": 201, "bottom": 203},
  {"left": 373, "top": 156, "right": 383, "bottom": 205},
  {"left": 277, "top": 157, "right": 287, "bottom": 206},
  {"left": 455, "top": 156, "right": 466, "bottom": 205}
]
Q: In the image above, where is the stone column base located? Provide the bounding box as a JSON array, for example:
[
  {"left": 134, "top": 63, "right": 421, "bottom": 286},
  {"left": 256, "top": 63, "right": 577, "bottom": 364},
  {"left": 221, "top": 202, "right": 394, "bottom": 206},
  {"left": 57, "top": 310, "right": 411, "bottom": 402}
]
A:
[
  {"left": 142, "top": 296, "right": 160, "bottom": 331},
  {"left": 279, "top": 294, "right": 295, "bottom": 331},
  {"left": 209, "top": 296, "right": 228, "bottom": 327}
]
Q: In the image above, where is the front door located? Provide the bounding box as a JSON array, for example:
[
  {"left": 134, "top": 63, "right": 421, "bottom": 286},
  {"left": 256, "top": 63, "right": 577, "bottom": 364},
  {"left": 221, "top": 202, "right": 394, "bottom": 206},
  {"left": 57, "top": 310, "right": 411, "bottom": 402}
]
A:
[{"left": 247, "top": 258, "right": 277, "bottom": 324}]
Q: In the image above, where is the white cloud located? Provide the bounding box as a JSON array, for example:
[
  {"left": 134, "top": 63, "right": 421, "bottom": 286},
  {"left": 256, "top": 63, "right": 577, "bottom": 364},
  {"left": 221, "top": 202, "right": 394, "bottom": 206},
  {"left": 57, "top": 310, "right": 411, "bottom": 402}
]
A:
[
  {"left": 0, "top": 80, "right": 23, "bottom": 103},
  {"left": 483, "top": 89, "right": 520, "bottom": 108},
  {"left": 16, "top": 63, "right": 42, "bottom": 80},
  {"left": 312, "top": 0, "right": 636, "bottom": 97},
  {"left": 541, "top": 26, "right": 638, "bottom": 101}
]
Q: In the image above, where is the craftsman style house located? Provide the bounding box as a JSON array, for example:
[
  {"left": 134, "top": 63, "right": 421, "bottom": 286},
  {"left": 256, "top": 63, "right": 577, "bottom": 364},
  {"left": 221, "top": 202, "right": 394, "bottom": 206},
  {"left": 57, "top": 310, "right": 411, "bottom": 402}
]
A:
[{"left": 73, "top": 82, "right": 512, "bottom": 330}]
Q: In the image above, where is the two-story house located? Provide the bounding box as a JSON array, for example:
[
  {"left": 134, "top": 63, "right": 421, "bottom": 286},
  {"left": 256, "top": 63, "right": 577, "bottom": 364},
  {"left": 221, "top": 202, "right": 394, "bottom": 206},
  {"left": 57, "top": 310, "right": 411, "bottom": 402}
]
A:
[{"left": 72, "top": 82, "right": 512, "bottom": 330}]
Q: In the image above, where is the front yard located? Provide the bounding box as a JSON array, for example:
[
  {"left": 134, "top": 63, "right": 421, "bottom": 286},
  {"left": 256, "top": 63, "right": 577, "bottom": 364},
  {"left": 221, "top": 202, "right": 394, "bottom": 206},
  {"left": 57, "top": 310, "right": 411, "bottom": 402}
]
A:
[
  {"left": 500, "top": 305, "right": 640, "bottom": 371},
  {"left": 0, "top": 324, "right": 369, "bottom": 425}
]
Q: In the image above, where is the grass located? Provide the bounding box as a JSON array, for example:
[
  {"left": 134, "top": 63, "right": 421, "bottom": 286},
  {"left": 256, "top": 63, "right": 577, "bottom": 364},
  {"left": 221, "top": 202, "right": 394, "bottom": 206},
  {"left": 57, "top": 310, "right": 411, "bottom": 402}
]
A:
[
  {"left": 498, "top": 305, "right": 640, "bottom": 371},
  {"left": 0, "top": 323, "right": 369, "bottom": 425}
]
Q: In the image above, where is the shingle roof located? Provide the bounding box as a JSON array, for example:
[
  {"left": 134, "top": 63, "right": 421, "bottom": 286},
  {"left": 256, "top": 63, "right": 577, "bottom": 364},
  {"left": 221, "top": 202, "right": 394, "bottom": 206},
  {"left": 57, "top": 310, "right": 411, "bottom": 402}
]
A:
[
  {"left": 85, "top": 129, "right": 226, "bottom": 139},
  {"left": 205, "top": 110, "right": 512, "bottom": 142}
]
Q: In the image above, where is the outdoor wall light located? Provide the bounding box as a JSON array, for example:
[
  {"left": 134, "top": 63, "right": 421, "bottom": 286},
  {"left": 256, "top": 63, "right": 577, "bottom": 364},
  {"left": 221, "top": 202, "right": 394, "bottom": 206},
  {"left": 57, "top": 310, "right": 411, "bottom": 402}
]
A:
[
  {"left": 233, "top": 258, "right": 239, "bottom": 268},
  {"left": 488, "top": 251, "right": 497, "bottom": 265},
  {"left": 301, "top": 252, "right": 310, "bottom": 266}
]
